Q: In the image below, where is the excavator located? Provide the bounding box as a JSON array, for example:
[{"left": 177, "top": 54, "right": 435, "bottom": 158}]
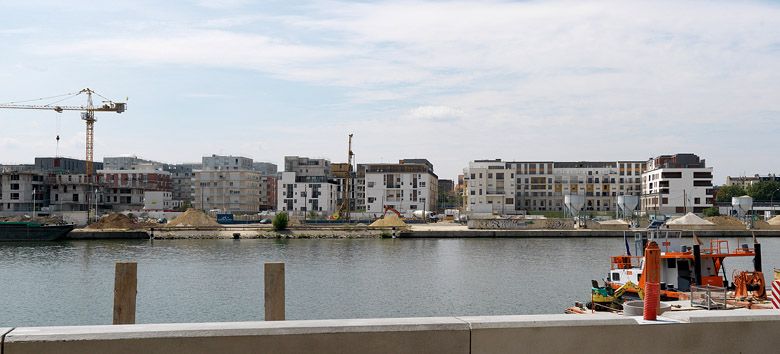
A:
[{"left": 589, "top": 280, "right": 643, "bottom": 311}]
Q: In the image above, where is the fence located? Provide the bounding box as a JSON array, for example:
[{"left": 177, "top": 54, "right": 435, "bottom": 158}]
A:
[{"left": 690, "top": 284, "right": 727, "bottom": 310}]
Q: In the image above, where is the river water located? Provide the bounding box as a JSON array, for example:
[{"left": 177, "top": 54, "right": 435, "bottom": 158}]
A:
[{"left": 1, "top": 237, "right": 777, "bottom": 327}]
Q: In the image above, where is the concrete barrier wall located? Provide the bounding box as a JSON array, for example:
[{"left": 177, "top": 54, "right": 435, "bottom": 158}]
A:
[{"left": 4, "top": 311, "right": 780, "bottom": 354}]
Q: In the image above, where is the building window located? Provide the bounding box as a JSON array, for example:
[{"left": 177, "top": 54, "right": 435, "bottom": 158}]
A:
[
  {"left": 10, "top": 193, "right": 19, "bottom": 200},
  {"left": 73, "top": 194, "right": 79, "bottom": 202},
  {"left": 10, "top": 184, "right": 19, "bottom": 190}
]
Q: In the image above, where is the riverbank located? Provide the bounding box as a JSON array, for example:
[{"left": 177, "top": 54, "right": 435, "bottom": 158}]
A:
[
  {"left": 66, "top": 226, "right": 389, "bottom": 240},
  {"left": 65, "top": 223, "right": 780, "bottom": 240}
]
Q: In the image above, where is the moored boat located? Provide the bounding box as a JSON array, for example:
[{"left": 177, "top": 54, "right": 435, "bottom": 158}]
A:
[
  {"left": 0, "top": 222, "right": 73, "bottom": 241},
  {"left": 602, "top": 230, "right": 763, "bottom": 301}
]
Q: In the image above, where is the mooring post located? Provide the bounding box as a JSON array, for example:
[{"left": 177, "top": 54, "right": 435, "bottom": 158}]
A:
[
  {"left": 113, "top": 261, "right": 137, "bottom": 325},
  {"left": 264, "top": 262, "right": 285, "bottom": 321}
]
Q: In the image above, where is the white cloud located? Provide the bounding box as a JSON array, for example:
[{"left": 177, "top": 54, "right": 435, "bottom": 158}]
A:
[
  {"left": 5, "top": 0, "right": 780, "bottom": 180},
  {"left": 408, "top": 105, "right": 464, "bottom": 122}
]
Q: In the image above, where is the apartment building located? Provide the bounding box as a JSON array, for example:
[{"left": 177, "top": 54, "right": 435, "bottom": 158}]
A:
[
  {"left": 165, "top": 163, "right": 200, "bottom": 204},
  {"left": 284, "top": 156, "right": 331, "bottom": 177},
  {"left": 0, "top": 167, "right": 47, "bottom": 213},
  {"left": 104, "top": 156, "right": 162, "bottom": 171},
  {"left": 48, "top": 173, "right": 103, "bottom": 212},
  {"left": 35, "top": 157, "right": 103, "bottom": 174},
  {"left": 463, "top": 159, "right": 645, "bottom": 214},
  {"left": 193, "top": 155, "right": 264, "bottom": 213},
  {"left": 259, "top": 174, "right": 277, "bottom": 211},
  {"left": 143, "top": 191, "right": 181, "bottom": 211},
  {"left": 277, "top": 171, "right": 339, "bottom": 214},
  {"left": 725, "top": 174, "right": 780, "bottom": 187},
  {"left": 252, "top": 162, "right": 278, "bottom": 176},
  {"left": 99, "top": 169, "right": 172, "bottom": 211},
  {"left": 641, "top": 154, "right": 714, "bottom": 214},
  {"left": 364, "top": 159, "right": 438, "bottom": 214}
]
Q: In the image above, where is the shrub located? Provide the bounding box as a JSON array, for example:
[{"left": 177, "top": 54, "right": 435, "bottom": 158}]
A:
[
  {"left": 272, "top": 212, "right": 289, "bottom": 231},
  {"left": 703, "top": 207, "right": 720, "bottom": 217}
]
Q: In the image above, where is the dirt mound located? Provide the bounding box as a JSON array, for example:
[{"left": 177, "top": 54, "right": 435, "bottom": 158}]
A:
[
  {"left": 87, "top": 213, "right": 144, "bottom": 230},
  {"left": 369, "top": 214, "right": 408, "bottom": 228},
  {"left": 768, "top": 216, "right": 780, "bottom": 226},
  {"left": 167, "top": 208, "right": 219, "bottom": 227},
  {"left": 706, "top": 216, "right": 744, "bottom": 226},
  {"left": 0, "top": 215, "right": 67, "bottom": 225}
]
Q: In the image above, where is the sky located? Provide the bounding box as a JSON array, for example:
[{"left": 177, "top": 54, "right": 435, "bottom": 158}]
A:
[{"left": 1, "top": 0, "right": 779, "bottom": 183}]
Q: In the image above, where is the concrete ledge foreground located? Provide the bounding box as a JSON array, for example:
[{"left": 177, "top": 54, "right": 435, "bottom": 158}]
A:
[{"left": 3, "top": 311, "right": 779, "bottom": 354}]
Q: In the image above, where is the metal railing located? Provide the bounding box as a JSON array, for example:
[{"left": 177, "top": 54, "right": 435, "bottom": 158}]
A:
[{"left": 690, "top": 285, "right": 727, "bottom": 310}]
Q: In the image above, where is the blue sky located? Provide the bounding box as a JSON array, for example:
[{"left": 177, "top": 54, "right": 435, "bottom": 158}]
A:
[{"left": 1, "top": 0, "right": 779, "bottom": 182}]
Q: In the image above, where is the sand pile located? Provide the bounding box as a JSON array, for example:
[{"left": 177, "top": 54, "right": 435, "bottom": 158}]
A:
[
  {"left": 705, "top": 216, "right": 744, "bottom": 226},
  {"left": 598, "top": 219, "right": 629, "bottom": 225},
  {"left": 369, "top": 214, "right": 408, "bottom": 228},
  {"left": 768, "top": 216, "right": 780, "bottom": 226},
  {"left": 167, "top": 208, "right": 219, "bottom": 227},
  {"left": 87, "top": 213, "right": 142, "bottom": 230},
  {"left": 0, "top": 215, "right": 67, "bottom": 225},
  {"left": 668, "top": 213, "right": 714, "bottom": 225}
]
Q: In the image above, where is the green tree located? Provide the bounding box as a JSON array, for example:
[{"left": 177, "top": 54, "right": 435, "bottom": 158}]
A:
[
  {"left": 702, "top": 207, "right": 720, "bottom": 217},
  {"left": 746, "top": 181, "right": 780, "bottom": 201},
  {"left": 715, "top": 185, "right": 746, "bottom": 203},
  {"left": 272, "top": 212, "right": 289, "bottom": 231}
]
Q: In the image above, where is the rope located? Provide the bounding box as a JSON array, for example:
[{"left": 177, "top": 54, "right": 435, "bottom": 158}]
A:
[{"left": 0, "top": 91, "right": 81, "bottom": 105}]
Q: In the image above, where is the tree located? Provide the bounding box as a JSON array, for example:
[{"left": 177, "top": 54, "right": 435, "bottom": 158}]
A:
[
  {"left": 746, "top": 181, "right": 780, "bottom": 201},
  {"left": 715, "top": 185, "right": 746, "bottom": 203},
  {"left": 272, "top": 212, "right": 289, "bottom": 231},
  {"left": 702, "top": 207, "right": 720, "bottom": 217}
]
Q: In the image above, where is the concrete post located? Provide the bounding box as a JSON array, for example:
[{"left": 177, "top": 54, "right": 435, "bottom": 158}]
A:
[
  {"left": 264, "top": 262, "right": 285, "bottom": 321},
  {"left": 113, "top": 262, "right": 137, "bottom": 325}
]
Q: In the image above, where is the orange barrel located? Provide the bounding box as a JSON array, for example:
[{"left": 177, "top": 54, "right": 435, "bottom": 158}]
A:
[{"left": 644, "top": 241, "right": 661, "bottom": 320}]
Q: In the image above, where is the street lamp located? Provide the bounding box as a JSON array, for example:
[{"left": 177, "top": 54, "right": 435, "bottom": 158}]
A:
[{"left": 771, "top": 187, "right": 780, "bottom": 216}]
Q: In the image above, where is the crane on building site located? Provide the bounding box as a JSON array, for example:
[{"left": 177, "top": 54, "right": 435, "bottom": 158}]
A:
[
  {"left": 334, "top": 134, "right": 354, "bottom": 221},
  {"left": 0, "top": 88, "right": 127, "bottom": 178}
]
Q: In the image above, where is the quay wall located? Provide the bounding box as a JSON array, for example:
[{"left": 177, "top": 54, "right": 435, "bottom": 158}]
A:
[
  {"left": 401, "top": 229, "right": 780, "bottom": 238},
  {"left": 3, "top": 311, "right": 779, "bottom": 354},
  {"left": 64, "top": 228, "right": 780, "bottom": 240}
]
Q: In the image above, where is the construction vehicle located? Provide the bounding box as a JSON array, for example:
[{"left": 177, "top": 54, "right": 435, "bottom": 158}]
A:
[
  {"left": 588, "top": 280, "right": 643, "bottom": 311},
  {"left": 383, "top": 205, "right": 402, "bottom": 218}
]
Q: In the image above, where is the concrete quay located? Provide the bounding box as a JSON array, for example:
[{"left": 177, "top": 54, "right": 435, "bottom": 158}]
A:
[
  {"left": 400, "top": 229, "right": 780, "bottom": 238},
  {"left": 62, "top": 226, "right": 780, "bottom": 240},
  {"left": 3, "top": 310, "right": 779, "bottom": 354}
]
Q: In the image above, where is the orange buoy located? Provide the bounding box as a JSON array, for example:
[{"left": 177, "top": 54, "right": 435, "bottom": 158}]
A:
[{"left": 643, "top": 241, "right": 661, "bottom": 320}]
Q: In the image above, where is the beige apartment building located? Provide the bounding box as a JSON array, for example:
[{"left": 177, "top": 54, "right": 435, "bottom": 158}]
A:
[{"left": 464, "top": 159, "right": 645, "bottom": 214}]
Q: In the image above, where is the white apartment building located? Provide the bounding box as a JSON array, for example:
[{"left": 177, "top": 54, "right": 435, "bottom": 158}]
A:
[
  {"left": 277, "top": 171, "right": 339, "bottom": 215},
  {"left": 462, "top": 160, "right": 516, "bottom": 214},
  {"left": 641, "top": 154, "right": 714, "bottom": 215},
  {"left": 464, "top": 160, "right": 645, "bottom": 214},
  {"left": 363, "top": 160, "right": 438, "bottom": 215},
  {"left": 143, "top": 191, "right": 181, "bottom": 211}
]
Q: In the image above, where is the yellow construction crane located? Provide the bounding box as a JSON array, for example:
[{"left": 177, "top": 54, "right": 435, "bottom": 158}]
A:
[{"left": 0, "top": 88, "right": 127, "bottom": 178}]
